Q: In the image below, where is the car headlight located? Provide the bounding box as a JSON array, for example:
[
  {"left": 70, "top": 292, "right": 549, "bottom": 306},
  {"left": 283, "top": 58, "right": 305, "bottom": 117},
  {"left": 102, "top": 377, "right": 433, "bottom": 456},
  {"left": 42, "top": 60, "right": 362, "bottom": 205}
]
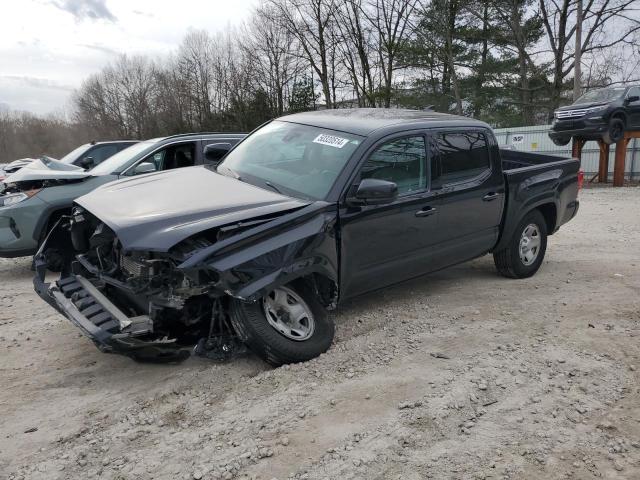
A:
[
  {"left": 586, "top": 105, "right": 607, "bottom": 114},
  {"left": 553, "top": 111, "right": 560, "bottom": 119},
  {"left": 0, "top": 190, "right": 40, "bottom": 208}
]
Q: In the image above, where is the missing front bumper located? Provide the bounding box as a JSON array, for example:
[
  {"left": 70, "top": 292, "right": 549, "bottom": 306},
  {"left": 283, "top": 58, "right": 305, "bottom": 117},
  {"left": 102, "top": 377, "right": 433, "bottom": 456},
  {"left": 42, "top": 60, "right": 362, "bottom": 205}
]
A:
[{"left": 33, "top": 258, "right": 192, "bottom": 362}]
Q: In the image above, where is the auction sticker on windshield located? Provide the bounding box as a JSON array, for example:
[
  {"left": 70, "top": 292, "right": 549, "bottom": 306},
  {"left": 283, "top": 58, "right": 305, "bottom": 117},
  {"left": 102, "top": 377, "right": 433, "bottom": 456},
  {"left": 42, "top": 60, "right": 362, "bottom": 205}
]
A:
[{"left": 313, "top": 134, "right": 350, "bottom": 148}]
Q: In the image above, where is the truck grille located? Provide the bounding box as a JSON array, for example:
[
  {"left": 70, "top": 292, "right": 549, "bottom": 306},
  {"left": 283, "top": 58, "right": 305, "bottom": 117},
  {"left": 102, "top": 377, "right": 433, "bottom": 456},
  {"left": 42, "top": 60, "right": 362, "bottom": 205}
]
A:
[{"left": 556, "top": 109, "right": 588, "bottom": 119}]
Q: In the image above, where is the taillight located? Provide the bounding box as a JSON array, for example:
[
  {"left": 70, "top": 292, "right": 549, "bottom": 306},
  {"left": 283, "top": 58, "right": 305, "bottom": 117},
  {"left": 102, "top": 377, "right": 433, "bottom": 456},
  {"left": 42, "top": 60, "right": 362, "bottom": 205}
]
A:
[{"left": 577, "top": 170, "right": 584, "bottom": 191}]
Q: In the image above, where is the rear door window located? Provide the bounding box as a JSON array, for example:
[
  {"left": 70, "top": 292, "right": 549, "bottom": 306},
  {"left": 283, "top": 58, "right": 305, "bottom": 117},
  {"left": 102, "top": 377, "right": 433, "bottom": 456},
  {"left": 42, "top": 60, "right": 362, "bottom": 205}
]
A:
[{"left": 433, "top": 132, "right": 490, "bottom": 185}]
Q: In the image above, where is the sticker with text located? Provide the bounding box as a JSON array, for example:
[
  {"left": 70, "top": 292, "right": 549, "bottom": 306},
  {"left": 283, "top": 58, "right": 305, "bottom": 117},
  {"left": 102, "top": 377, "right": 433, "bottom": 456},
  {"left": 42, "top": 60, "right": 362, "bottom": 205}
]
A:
[{"left": 313, "top": 134, "right": 350, "bottom": 148}]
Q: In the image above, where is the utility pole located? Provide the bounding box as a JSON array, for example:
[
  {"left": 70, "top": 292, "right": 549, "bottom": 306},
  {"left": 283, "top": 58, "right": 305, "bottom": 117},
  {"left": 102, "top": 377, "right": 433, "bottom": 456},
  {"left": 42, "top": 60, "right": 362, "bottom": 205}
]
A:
[{"left": 573, "top": 0, "right": 583, "bottom": 100}]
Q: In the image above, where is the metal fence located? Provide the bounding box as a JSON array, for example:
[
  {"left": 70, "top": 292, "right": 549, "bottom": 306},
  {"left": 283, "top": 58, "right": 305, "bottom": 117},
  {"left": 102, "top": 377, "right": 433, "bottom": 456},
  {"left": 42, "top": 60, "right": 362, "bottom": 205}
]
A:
[{"left": 493, "top": 124, "right": 640, "bottom": 181}]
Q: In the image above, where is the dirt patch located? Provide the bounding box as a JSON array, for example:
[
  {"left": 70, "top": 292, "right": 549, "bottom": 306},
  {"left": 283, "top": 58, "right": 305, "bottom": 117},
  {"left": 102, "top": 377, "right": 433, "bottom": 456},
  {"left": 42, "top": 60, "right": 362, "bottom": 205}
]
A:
[{"left": 1, "top": 187, "right": 639, "bottom": 479}]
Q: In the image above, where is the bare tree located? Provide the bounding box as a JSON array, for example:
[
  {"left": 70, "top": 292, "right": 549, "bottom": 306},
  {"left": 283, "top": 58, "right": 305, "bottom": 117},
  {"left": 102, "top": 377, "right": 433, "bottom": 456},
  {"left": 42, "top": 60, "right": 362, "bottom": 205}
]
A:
[
  {"left": 241, "top": 5, "right": 303, "bottom": 115},
  {"left": 362, "top": 0, "right": 419, "bottom": 107},
  {"left": 265, "top": 0, "right": 339, "bottom": 108},
  {"left": 334, "top": 0, "right": 378, "bottom": 106}
]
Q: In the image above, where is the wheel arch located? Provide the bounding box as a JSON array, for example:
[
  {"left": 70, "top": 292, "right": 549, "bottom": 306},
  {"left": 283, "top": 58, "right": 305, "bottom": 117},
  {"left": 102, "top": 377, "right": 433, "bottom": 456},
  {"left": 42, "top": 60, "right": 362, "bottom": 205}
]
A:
[
  {"left": 610, "top": 109, "right": 628, "bottom": 127},
  {"left": 34, "top": 206, "right": 73, "bottom": 243},
  {"left": 535, "top": 202, "right": 558, "bottom": 235}
]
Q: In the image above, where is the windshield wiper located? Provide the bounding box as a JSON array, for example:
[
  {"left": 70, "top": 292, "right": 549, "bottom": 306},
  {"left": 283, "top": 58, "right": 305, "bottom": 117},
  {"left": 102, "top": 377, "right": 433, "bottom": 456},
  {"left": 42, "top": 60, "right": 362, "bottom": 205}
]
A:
[{"left": 263, "top": 181, "right": 282, "bottom": 194}]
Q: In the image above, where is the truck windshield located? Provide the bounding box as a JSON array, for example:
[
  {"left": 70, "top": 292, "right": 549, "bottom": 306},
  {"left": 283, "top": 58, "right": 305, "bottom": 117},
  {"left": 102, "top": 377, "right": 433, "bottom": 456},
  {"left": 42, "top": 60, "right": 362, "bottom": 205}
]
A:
[
  {"left": 575, "top": 87, "right": 626, "bottom": 104},
  {"left": 217, "top": 121, "right": 363, "bottom": 200}
]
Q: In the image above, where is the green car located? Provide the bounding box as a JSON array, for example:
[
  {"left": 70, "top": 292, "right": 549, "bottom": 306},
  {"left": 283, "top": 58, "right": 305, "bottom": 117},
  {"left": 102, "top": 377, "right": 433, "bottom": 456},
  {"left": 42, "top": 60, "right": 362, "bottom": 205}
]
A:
[{"left": 0, "top": 133, "right": 244, "bottom": 268}]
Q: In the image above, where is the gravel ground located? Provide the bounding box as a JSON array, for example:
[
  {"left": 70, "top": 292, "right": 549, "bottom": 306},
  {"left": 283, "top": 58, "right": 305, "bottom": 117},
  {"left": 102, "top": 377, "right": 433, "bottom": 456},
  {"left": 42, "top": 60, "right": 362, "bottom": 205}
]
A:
[{"left": 1, "top": 187, "right": 639, "bottom": 480}]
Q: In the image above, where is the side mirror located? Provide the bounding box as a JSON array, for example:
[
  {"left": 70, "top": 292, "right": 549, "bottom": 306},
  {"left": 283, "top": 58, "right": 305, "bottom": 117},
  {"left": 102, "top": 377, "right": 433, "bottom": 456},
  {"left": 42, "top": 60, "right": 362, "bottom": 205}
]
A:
[
  {"left": 626, "top": 95, "right": 639, "bottom": 103},
  {"left": 133, "top": 162, "right": 157, "bottom": 175},
  {"left": 79, "top": 157, "right": 94, "bottom": 169},
  {"left": 348, "top": 178, "right": 398, "bottom": 206},
  {"left": 204, "top": 143, "right": 232, "bottom": 164}
]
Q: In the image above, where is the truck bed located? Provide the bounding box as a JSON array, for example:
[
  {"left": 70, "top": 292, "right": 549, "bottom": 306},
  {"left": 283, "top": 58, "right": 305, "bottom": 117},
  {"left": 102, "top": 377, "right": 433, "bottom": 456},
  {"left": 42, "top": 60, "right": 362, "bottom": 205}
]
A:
[
  {"left": 493, "top": 148, "right": 580, "bottom": 253},
  {"left": 500, "top": 148, "right": 573, "bottom": 172}
]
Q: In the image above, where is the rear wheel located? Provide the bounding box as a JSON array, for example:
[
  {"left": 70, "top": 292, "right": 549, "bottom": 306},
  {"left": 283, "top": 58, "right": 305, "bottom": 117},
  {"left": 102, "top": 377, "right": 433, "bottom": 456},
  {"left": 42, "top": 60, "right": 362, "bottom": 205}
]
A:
[
  {"left": 602, "top": 118, "right": 625, "bottom": 145},
  {"left": 229, "top": 282, "right": 334, "bottom": 366},
  {"left": 494, "top": 210, "right": 548, "bottom": 279}
]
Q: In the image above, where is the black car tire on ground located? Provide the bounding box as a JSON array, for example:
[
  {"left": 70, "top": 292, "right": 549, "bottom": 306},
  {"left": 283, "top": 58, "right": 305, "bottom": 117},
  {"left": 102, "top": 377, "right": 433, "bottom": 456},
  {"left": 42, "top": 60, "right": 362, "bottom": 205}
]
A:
[
  {"left": 602, "top": 118, "right": 625, "bottom": 145},
  {"left": 229, "top": 281, "right": 334, "bottom": 366},
  {"left": 551, "top": 136, "right": 572, "bottom": 147},
  {"left": 493, "top": 209, "right": 548, "bottom": 279}
]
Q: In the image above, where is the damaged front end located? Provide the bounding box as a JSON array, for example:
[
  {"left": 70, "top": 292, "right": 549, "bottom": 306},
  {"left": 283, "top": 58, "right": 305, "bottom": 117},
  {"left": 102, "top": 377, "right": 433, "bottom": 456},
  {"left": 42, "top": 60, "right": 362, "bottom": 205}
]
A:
[{"left": 34, "top": 203, "right": 339, "bottom": 363}]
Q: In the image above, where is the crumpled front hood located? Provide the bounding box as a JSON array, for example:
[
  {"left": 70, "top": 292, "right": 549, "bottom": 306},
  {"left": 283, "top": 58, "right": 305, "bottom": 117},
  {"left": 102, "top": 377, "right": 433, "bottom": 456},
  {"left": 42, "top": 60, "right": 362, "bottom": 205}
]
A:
[
  {"left": 3, "top": 157, "right": 89, "bottom": 184},
  {"left": 2, "top": 158, "right": 38, "bottom": 174},
  {"left": 76, "top": 166, "right": 310, "bottom": 251}
]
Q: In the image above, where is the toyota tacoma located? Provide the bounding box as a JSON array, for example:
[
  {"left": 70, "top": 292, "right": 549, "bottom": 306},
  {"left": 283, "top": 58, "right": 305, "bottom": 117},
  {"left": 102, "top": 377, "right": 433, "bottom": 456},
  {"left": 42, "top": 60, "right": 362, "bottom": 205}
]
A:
[{"left": 34, "top": 109, "right": 581, "bottom": 366}]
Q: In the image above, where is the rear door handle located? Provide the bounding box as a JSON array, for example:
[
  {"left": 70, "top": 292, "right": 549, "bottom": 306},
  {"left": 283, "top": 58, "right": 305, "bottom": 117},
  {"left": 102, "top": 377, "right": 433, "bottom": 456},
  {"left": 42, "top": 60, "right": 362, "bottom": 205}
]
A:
[
  {"left": 415, "top": 206, "right": 437, "bottom": 217},
  {"left": 483, "top": 192, "right": 501, "bottom": 201}
]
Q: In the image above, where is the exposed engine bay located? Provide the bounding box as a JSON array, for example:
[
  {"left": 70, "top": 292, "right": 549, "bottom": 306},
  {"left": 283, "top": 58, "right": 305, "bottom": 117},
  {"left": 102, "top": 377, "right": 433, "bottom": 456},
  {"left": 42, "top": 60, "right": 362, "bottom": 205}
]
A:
[{"left": 34, "top": 202, "right": 339, "bottom": 363}]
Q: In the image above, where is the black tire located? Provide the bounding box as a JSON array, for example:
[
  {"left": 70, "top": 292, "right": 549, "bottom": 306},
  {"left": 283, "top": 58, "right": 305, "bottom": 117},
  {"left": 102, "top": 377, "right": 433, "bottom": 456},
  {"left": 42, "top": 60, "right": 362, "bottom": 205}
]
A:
[
  {"left": 551, "top": 136, "right": 571, "bottom": 147},
  {"left": 493, "top": 209, "right": 548, "bottom": 279},
  {"left": 229, "top": 281, "right": 334, "bottom": 367},
  {"left": 43, "top": 248, "right": 65, "bottom": 273},
  {"left": 602, "top": 118, "right": 625, "bottom": 145}
]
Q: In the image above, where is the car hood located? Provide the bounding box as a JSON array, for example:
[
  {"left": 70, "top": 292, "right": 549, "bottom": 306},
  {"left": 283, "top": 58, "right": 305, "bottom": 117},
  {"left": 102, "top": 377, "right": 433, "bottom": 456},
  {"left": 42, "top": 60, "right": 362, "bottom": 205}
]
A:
[
  {"left": 2, "top": 158, "right": 38, "bottom": 174},
  {"left": 3, "top": 157, "right": 90, "bottom": 184},
  {"left": 556, "top": 102, "right": 607, "bottom": 111},
  {"left": 76, "top": 166, "right": 310, "bottom": 251}
]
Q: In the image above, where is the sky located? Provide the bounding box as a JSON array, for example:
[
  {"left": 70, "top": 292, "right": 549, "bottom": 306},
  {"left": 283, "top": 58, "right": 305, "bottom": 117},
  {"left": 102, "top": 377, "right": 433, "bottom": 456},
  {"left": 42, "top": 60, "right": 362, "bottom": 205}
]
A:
[{"left": 0, "top": 0, "right": 258, "bottom": 115}]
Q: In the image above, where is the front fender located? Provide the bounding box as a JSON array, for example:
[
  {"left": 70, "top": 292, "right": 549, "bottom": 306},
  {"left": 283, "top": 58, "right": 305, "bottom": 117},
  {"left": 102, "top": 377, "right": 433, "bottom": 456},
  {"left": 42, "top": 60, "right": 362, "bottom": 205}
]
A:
[{"left": 182, "top": 208, "right": 339, "bottom": 302}]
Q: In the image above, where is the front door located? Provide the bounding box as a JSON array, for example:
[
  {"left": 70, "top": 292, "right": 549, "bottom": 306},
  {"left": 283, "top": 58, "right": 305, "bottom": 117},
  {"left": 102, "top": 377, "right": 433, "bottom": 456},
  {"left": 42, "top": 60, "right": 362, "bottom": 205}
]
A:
[
  {"left": 339, "top": 134, "right": 440, "bottom": 299},
  {"left": 430, "top": 130, "right": 505, "bottom": 265}
]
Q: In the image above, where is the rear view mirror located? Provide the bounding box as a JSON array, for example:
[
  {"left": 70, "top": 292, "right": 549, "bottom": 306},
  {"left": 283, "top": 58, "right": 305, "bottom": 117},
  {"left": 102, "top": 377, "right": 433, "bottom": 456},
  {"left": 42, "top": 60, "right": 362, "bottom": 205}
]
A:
[
  {"left": 134, "top": 162, "right": 157, "bottom": 175},
  {"left": 79, "top": 157, "right": 94, "bottom": 169},
  {"left": 348, "top": 178, "right": 398, "bottom": 206},
  {"left": 626, "top": 95, "right": 639, "bottom": 103},
  {"left": 204, "top": 143, "right": 232, "bottom": 164}
]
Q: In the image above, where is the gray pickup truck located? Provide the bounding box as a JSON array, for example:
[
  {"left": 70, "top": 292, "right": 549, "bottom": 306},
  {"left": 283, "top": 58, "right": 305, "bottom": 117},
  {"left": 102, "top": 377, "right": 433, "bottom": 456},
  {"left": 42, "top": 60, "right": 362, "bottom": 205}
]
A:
[{"left": 34, "top": 109, "right": 580, "bottom": 366}]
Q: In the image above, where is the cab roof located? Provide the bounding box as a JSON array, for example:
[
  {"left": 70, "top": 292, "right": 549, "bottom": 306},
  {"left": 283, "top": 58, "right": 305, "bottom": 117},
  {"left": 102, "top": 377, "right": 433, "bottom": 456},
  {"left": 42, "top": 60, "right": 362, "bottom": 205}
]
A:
[{"left": 278, "top": 108, "right": 490, "bottom": 136}]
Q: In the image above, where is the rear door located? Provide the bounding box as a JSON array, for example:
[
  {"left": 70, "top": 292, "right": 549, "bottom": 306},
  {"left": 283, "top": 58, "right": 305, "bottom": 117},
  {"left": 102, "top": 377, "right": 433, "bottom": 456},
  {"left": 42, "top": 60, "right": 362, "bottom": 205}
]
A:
[
  {"left": 430, "top": 130, "right": 505, "bottom": 264},
  {"left": 339, "top": 133, "right": 440, "bottom": 298}
]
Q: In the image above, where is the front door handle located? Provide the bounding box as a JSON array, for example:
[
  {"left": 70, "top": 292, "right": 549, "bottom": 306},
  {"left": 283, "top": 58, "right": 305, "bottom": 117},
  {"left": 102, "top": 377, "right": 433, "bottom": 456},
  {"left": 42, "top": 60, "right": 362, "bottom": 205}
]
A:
[
  {"left": 483, "top": 192, "right": 501, "bottom": 202},
  {"left": 415, "top": 206, "right": 437, "bottom": 217}
]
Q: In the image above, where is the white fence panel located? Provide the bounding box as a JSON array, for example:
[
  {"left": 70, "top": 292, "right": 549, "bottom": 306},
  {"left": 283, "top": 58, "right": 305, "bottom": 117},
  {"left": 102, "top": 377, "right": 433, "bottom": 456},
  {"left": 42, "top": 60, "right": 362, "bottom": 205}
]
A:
[{"left": 493, "top": 124, "right": 640, "bottom": 181}]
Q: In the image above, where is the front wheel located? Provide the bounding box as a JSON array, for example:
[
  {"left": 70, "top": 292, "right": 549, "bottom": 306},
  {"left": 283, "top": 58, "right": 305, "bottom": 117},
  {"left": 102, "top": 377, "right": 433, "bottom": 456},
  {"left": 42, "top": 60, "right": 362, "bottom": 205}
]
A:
[
  {"left": 494, "top": 210, "right": 548, "bottom": 279},
  {"left": 229, "top": 282, "right": 334, "bottom": 366}
]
